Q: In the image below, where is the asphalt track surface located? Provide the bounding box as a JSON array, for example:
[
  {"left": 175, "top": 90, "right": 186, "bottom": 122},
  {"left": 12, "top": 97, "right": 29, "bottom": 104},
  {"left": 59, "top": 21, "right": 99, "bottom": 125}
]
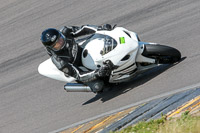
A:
[{"left": 0, "top": 0, "right": 200, "bottom": 133}]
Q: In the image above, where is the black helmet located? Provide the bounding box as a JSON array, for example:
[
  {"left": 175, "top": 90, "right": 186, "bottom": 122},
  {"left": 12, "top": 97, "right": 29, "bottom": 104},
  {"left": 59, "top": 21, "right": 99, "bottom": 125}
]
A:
[{"left": 41, "top": 28, "right": 66, "bottom": 51}]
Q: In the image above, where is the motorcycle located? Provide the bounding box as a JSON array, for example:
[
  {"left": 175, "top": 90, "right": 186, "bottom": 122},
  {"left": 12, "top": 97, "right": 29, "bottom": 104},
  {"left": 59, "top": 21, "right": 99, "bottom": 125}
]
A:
[{"left": 38, "top": 27, "right": 181, "bottom": 93}]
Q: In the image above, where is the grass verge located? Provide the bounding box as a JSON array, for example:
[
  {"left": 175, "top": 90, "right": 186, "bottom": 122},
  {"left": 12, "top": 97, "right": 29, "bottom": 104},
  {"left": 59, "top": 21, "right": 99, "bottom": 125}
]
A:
[{"left": 113, "top": 111, "right": 200, "bottom": 133}]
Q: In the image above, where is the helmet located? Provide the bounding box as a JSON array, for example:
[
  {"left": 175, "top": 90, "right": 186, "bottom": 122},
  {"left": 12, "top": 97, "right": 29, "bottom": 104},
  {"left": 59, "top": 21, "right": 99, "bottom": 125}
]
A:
[{"left": 41, "top": 28, "right": 66, "bottom": 51}]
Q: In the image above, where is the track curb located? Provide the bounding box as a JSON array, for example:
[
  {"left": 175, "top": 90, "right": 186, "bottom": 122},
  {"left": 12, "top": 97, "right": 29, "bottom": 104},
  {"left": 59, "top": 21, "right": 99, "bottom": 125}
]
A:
[{"left": 51, "top": 84, "right": 200, "bottom": 133}]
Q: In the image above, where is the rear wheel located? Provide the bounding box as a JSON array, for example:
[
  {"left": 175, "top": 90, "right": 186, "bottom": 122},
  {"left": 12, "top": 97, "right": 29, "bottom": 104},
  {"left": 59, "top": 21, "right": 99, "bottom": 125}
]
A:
[{"left": 142, "top": 44, "right": 181, "bottom": 64}]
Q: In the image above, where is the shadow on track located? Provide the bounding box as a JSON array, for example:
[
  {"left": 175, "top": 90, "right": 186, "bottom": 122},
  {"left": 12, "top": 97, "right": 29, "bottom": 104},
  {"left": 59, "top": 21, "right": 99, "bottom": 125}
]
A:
[{"left": 83, "top": 57, "right": 186, "bottom": 105}]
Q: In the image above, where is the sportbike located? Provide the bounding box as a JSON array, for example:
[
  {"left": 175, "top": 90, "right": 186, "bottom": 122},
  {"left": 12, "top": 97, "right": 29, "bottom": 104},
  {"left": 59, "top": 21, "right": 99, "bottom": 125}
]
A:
[{"left": 38, "top": 26, "right": 181, "bottom": 93}]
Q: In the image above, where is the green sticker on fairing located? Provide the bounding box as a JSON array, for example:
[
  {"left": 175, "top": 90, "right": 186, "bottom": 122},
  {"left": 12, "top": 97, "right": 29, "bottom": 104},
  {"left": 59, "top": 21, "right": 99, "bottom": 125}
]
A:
[{"left": 119, "top": 37, "right": 125, "bottom": 44}]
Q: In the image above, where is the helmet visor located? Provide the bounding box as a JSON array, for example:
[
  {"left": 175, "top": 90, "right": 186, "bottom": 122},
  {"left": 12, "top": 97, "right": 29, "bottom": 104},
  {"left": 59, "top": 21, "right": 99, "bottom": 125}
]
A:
[{"left": 52, "top": 34, "right": 65, "bottom": 51}]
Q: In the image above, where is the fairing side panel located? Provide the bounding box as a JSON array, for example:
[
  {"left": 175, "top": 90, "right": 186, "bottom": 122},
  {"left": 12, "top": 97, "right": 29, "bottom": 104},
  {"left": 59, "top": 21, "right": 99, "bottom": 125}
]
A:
[{"left": 38, "top": 58, "right": 75, "bottom": 82}]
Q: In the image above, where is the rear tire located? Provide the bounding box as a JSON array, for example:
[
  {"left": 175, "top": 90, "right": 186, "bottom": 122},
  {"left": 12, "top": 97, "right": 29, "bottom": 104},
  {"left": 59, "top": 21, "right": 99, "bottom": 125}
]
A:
[{"left": 142, "top": 44, "right": 181, "bottom": 64}]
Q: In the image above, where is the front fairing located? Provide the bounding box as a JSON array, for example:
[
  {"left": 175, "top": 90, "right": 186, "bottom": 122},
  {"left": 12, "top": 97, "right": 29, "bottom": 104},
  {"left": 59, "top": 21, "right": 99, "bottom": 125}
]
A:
[
  {"left": 38, "top": 58, "right": 76, "bottom": 82},
  {"left": 81, "top": 34, "right": 118, "bottom": 69},
  {"left": 81, "top": 27, "right": 139, "bottom": 70}
]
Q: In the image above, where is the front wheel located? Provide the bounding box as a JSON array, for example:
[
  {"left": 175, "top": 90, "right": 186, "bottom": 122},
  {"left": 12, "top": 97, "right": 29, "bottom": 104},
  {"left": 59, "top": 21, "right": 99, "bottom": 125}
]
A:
[{"left": 142, "top": 44, "right": 181, "bottom": 64}]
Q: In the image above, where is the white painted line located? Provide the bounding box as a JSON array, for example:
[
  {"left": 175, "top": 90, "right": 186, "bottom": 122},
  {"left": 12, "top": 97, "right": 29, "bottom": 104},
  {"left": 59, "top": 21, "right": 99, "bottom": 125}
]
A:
[{"left": 50, "top": 82, "right": 200, "bottom": 133}]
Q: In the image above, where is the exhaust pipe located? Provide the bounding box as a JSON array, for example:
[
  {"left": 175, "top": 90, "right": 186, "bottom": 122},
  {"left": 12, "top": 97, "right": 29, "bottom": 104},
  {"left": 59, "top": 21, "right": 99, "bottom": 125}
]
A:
[{"left": 64, "top": 83, "right": 92, "bottom": 92}]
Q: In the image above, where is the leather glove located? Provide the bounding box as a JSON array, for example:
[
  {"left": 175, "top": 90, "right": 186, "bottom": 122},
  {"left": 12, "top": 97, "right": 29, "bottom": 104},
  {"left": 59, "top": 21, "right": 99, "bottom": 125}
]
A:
[
  {"left": 96, "top": 60, "right": 114, "bottom": 77},
  {"left": 102, "top": 24, "right": 112, "bottom": 31},
  {"left": 98, "top": 24, "right": 112, "bottom": 31},
  {"left": 97, "top": 65, "right": 111, "bottom": 77}
]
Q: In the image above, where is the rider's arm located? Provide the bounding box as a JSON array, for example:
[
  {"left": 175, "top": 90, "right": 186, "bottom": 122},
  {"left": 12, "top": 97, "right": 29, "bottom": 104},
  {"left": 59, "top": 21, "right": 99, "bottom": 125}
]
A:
[
  {"left": 60, "top": 24, "right": 112, "bottom": 38},
  {"left": 50, "top": 54, "right": 97, "bottom": 82},
  {"left": 66, "top": 64, "right": 98, "bottom": 83},
  {"left": 70, "top": 25, "right": 99, "bottom": 37},
  {"left": 51, "top": 55, "right": 112, "bottom": 83},
  {"left": 67, "top": 63, "right": 113, "bottom": 83}
]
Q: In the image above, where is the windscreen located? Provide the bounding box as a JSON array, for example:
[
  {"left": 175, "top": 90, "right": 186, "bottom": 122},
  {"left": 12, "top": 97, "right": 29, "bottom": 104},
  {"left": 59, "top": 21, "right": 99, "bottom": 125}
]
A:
[{"left": 82, "top": 34, "right": 117, "bottom": 55}]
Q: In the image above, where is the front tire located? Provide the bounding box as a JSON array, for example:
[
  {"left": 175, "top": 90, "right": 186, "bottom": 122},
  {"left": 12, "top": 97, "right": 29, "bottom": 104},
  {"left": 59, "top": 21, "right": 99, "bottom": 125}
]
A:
[{"left": 142, "top": 44, "right": 181, "bottom": 64}]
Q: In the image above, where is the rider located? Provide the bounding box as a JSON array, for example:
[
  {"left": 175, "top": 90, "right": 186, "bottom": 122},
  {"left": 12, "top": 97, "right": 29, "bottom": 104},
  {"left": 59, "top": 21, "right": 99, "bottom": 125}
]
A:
[{"left": 40, "top": 24, "right": 113, "bottom": 92}]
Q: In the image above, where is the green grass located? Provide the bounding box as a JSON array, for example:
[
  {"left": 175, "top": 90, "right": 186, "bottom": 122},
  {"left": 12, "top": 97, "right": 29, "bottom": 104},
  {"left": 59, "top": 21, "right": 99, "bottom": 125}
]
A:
[
  {"left": 113, "top": 111, "right": 200, "bottom": 133},
  {"left": 158, "top": 112, "right": 200, "bottom": 133}
]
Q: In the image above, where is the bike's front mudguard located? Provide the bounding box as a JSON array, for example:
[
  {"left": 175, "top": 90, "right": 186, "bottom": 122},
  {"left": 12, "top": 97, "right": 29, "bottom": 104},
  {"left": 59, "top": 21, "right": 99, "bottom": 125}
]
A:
[{"left": 38, "top": 58, "right": 76, "bottom": 82}]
